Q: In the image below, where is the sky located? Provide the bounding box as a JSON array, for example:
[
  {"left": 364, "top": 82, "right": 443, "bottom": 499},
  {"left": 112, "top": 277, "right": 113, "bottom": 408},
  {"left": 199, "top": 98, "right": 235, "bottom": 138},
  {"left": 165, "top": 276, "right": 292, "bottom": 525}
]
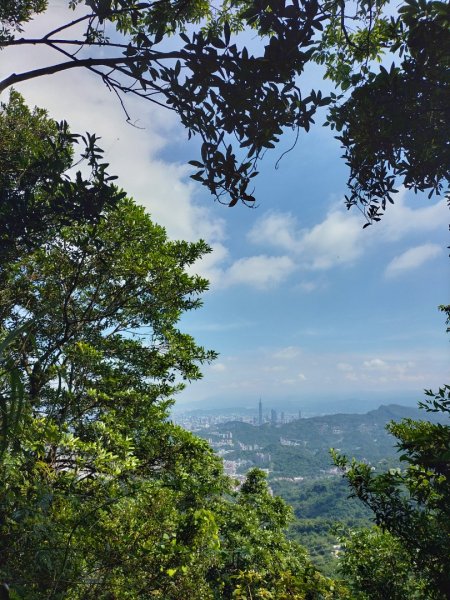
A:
[{"left": 1, "top": 2, "right": 449, "bottom": 415}]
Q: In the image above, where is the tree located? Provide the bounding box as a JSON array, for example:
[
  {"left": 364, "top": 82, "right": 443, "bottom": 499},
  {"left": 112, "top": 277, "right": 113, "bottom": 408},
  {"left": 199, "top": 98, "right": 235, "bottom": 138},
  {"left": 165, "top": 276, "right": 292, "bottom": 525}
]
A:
[
  {"left": 337, "top": 527, "right": 430, "bottom": 599},
  {"left": 0, "top": 138, "right": 345, "bottom": 597},
  {"left": 0, "top": 91, "right": 123, "bottom": 268},
  {"left": 316, "top": 0, "right": 450, "bottom": 223},
  {"left": 334, "top": 307, "right": 450, "bottom": 598},
  {"left": 0, "top": 193, "right": 220, "bottom": 597},
  {"left": 1, "top": 0, "right": 448, "bottom": 220},
  {"left": 211, "top": 469, "right": 349, "bottom": 599}
]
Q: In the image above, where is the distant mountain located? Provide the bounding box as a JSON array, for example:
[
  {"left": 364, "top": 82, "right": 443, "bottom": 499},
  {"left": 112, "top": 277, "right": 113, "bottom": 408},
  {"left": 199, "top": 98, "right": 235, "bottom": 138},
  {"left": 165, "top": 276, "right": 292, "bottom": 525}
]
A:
[
  {"left": 195, "top": 402, "right": 448, "bottom": 574},
  {"left": 174, "top": 391, "right": 425, "bottom": 416},
  {"left": 198, "top": 403, "right": 447, "bottom": 479}
]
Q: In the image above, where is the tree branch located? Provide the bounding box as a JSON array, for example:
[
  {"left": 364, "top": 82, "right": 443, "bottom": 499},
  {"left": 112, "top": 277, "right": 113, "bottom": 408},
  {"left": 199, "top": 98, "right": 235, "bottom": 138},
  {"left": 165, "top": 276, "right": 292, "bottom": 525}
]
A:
[
  {"left": 5, "top": 37, "right": 131, "bottom": 50},
  {"left": 0, "top": 50, "right": 183, "bottom": 95}
]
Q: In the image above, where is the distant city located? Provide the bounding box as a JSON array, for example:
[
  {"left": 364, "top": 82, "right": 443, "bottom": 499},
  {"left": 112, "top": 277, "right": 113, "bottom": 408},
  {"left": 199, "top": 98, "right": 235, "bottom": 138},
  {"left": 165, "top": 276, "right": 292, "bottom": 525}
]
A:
[
  {"left": 173, "top": 401, "right": 430, "bottom": 483},
  {"left": 173, "top": 399, "right": 302, "bottom": 432},
  {"left": 173, "top": 399, "right": 306, "bottom": 482}
]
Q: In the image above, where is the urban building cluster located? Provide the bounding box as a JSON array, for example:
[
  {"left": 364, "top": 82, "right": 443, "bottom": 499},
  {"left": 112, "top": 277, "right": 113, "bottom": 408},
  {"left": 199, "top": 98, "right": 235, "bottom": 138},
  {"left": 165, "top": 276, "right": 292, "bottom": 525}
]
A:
[{"left": 174, "top": 399, "right": 302, "bottom": 432}]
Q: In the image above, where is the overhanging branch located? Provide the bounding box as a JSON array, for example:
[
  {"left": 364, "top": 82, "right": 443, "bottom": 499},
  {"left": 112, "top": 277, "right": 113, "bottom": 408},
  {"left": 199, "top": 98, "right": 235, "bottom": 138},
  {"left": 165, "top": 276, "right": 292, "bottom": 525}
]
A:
[{"left": 0, "top": 51, "right": 183, "bottom": 95}]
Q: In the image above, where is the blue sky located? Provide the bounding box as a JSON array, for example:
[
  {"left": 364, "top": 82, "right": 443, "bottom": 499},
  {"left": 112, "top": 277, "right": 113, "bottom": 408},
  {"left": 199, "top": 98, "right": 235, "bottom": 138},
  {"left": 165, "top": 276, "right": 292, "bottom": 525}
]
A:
[{"left": 2, "top": 3, "right": 449, "bottom": 413}]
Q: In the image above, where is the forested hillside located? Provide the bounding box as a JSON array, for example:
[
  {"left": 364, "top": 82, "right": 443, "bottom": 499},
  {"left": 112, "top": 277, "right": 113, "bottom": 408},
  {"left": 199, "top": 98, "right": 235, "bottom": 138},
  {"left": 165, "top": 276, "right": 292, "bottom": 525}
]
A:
[
  {"left": 198, "top": 403, "right": 446, "bottom": 573},
  {"left": 203, "top": 404, "right": 438, "bottom": 475}
]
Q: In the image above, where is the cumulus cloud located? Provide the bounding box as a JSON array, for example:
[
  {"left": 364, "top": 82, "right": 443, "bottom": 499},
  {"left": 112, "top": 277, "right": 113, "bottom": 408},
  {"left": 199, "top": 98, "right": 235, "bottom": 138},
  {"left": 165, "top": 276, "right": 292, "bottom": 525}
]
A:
[
  {"left": 247, "top": 209, "right": 364, "bottom": 271},
  {"left": 385, "top": 244, "right": 442, "bottom": 278},
  {"left": 297, "top": 209, "right": 364, "bottom": 269},
  {"left": 247, "top": 191, "right": 447, "bottom": 282},
  {"left": 273, "top": 346, "right": 302, "bottom": 360},
  {"left": 380, "top": 191, "right": 448, "bottom": 241},
  {"left": 218, "top": 255, "right": 296, "bottom": 289},
  {"left": 247, "top": 212, "right": 299, "bottom": 252}
]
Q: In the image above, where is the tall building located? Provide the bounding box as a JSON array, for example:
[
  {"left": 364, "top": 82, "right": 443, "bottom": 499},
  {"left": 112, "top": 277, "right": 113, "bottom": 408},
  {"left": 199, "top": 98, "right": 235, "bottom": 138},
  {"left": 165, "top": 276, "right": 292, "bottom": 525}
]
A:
[
  {"left": 271, "top": 408, "right": 277, "bottom": 425},
  {"left": 258, "top": 398, "right": 263, "bottom": 426}
]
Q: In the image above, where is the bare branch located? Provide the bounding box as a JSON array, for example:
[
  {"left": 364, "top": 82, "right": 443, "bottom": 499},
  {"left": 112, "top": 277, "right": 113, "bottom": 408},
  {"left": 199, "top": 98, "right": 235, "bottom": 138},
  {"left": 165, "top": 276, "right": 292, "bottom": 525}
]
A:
[
  {"left": 5, "top": 37, "right": 131, "bottom": 50},
  {"left": 0, "top": 49, "right": 183, "bottom": 95},
  {"left": 43, "top": 13, "right": 94, "bottom": 40}
]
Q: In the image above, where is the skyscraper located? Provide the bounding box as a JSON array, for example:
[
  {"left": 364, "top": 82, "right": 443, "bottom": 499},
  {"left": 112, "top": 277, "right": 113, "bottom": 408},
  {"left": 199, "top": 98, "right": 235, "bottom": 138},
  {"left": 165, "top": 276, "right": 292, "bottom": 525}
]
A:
[
  {"left": 271, "top": 408, "right": 277, "bottom": 425},
  {"left": 258, "top": 398, "right": 263, "bottom": 426}
]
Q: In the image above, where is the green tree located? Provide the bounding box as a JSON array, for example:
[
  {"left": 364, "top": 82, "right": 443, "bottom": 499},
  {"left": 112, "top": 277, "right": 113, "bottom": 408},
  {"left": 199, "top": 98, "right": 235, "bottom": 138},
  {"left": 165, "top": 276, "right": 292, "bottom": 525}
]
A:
[
  {"left": 0, "top": 145, "right": 344, "bottom": 597},
  {"left": 0, "top": 90, "right": 127, "bottom": 458},
  {"left": 337, "top": 527, "right": 429, "bottom": 599},
  {"left": 1, "top": 0, "right": 448, "bottom": 217},
  {"left": 0, "top": 193, "right": 221, "bottom": 597},
  {"left": 0, "top": 91, "right": 123, "bottom": 267},
  {"left": 334, "top": 308, "right": 450, "bottom": 598},
  {"left": 210, "top": 469, "right": 348, "bottom": 599},
  {"left": 315, "top": 0, "right": 450, "bottom": 223}
]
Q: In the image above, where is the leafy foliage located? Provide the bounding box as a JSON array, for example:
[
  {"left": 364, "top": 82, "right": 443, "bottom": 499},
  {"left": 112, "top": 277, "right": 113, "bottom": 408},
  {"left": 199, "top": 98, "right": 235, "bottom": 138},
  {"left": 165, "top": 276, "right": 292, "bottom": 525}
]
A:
[
  {"left": 0, "top": 0, "right": 46, "bottom": 41},
  {"left": 324, "top": 0, "right": 450, "bottom": 224},
  {"left": 1, "top": 0, "right": 448, "bottom": 218},
  {"left": 0, "top": 91, "right": 123, "bottom": 266},
  {"left": 334, "top": 370, "right": 450, "bottom": 597},
  {"left": 0, "top": 194, "right": 219, "bottom": 597},
  {"left": 0, "top": 203, "right": 345, "bottom": 596},
  {"left": 0, "top": 102, "right": 346, "bottom": 598},
  {"left": 212, "top": 469, "right": 348, "bottom": 599},
  {"left": 337, "top": 527, "right": 430, "bottom": 599}
]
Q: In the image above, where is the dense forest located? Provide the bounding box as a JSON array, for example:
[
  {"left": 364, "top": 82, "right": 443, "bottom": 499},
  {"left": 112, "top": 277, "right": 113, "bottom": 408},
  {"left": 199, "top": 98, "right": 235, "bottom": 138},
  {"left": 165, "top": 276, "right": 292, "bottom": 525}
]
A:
[
  {"left": 0, "top": 0, "right": 449, "bottom": 598},
  {"left": 199, "top": 404, "right": 447, "bottom": 574}
]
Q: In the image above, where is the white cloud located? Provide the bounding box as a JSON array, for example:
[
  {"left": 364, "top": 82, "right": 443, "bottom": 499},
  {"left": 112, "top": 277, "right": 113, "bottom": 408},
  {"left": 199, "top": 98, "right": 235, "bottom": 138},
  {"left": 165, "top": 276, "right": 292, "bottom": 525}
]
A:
[
  {"left": 247, "top": 212, "right": 299, "bottom": 252},
  {"left": 273, "top": 346, "right": 302, "bottom": 360},
  {"left": 297, "top": 280, "right": 321, "bottom": 293},
  {"left": 385, "top": 244, "right": 442, "bottom": 278},
  {"left": 337, "top": 362, "right": 354, "bottom": 372},
  {"left": 298, "top": 209, "right": 364, "bottom": 270},
  {"left": 219, "top": 255, "right": 296, "bottom": 289},
  {"left": 363, "top": 358, "right": 388, "bottom": 369},
  {"left": 360, "top": 357, "right": 424, "bottom": 383},
  {"left": 248, "top": 209, "right": 365, "bottom": 271},
  {"left": 380, "top": 191, "right": 448, "bottom": 241},
  {"left": 210, "top": 363, "right": 227, "bottom": 372},
  {"left": 247, "top": 191, "right": 447, "bottom": 282},
  {"left": 345, "top": 372, "right": 359, "bottom": 381}
]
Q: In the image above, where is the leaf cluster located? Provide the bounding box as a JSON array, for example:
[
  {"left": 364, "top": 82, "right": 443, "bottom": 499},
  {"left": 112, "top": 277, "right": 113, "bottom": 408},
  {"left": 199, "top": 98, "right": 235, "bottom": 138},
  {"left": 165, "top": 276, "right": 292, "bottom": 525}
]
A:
[
  {"left": 334, "top": 379, "right": 450, "bottom": 598},
  {"left": 0, "top": 92, "right": 123, "bottom": 267}
]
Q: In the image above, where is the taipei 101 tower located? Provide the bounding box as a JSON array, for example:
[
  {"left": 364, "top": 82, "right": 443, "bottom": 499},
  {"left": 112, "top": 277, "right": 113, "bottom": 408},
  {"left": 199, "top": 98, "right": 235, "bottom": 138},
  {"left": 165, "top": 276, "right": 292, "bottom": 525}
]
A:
[{"left": 258, "top": 398, "right": 263, "bottom": 426}]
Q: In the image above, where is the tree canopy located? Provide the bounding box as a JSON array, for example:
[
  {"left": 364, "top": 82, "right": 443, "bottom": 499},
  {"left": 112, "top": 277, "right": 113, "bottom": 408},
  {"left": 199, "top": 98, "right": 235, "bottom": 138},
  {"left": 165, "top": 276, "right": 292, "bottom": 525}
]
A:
[
  {"left": 0, "top": 200, "right": 345, "bottom": 596},
  {"left": 0, "top": 91, "right": 123, "bottom": 266},
  {"left": 0, "top": 96, "right": 348, "bottom": 598},
  {"left": 334, "top": 308, "right": 450, "bottom": 599},
  {"left": 1, "top": 0, "right": 448, "bottom": 221}
]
